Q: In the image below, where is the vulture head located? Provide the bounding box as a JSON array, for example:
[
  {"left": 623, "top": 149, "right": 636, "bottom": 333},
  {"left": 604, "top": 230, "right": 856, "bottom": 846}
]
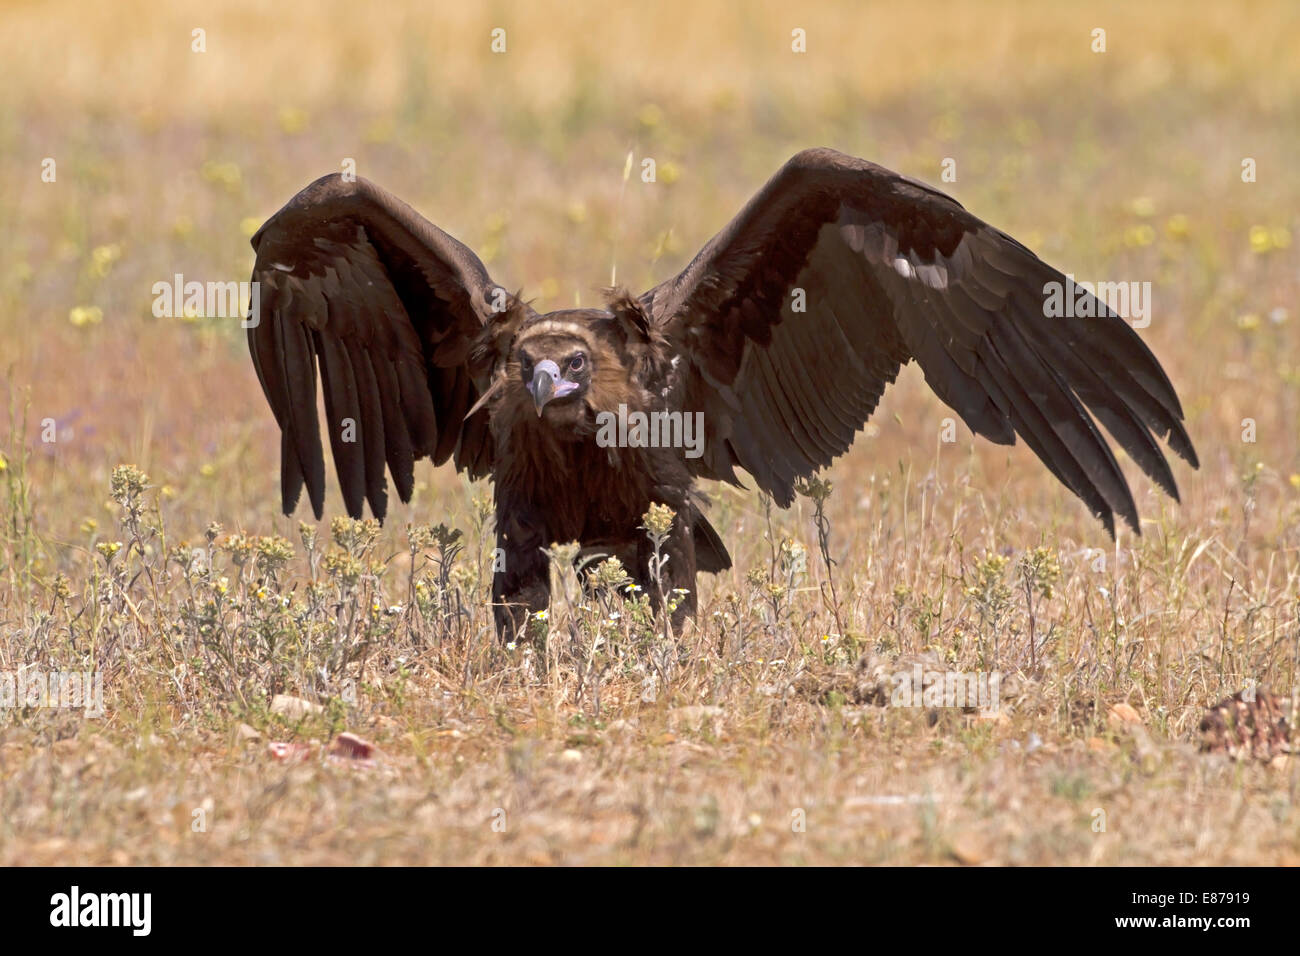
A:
[
  {"left": 508, "top": 313, "right": 603, "bottom": 430},
  {"left": 478, "top": 298, "right": 664, "bottom": 440}
]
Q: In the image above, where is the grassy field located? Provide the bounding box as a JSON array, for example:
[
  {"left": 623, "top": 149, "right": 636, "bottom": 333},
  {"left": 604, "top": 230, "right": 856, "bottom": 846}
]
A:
[{"left": 1, "top": 0, "right": 1298, "bottom": 864}]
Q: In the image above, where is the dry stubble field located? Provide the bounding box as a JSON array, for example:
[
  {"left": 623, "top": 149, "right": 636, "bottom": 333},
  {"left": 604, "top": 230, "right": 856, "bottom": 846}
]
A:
[{"left": 1, "top": 0, "right": 1298, "bottom": 865}]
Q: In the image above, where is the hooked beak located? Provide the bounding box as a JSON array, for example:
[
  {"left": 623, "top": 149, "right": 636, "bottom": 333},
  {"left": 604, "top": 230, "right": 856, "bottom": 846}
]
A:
[{"left": 528, "top": 360, "right": 579, "bottom": 416}]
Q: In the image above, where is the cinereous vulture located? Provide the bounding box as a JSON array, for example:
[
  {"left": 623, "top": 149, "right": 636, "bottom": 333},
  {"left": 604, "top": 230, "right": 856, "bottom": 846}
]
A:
[{"left": 247, "top": 148, "right": 1197, "bottom": 637}]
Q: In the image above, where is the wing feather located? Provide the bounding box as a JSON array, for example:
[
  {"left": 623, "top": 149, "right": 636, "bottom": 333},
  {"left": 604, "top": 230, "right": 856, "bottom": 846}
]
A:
[
  {"left": 643, "top": 147, "right": 1197, "bottom": 533},
  {"left": 248, "top": 173, "right": 500, "bottom": 520}
]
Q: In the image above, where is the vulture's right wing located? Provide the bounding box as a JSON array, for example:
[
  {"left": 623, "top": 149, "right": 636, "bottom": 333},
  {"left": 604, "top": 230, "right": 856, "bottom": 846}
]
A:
[
  {"left": 248, "top": 174, "right": 502, "bottom": 521},
  {"left": 643, "top": 148, "right": 1198, "bottom": 536}
]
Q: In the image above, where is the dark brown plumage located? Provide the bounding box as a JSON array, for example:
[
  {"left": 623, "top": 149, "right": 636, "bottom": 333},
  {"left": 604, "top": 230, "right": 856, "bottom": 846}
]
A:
[{"left": 247, "top": 147, "right": 1198, "bottom": 638}]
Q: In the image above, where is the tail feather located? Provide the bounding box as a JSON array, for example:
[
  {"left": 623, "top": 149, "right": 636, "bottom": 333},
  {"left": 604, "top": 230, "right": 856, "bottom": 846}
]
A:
[{"left": 693, "top": 512, "right": 732, "bottom": 573}]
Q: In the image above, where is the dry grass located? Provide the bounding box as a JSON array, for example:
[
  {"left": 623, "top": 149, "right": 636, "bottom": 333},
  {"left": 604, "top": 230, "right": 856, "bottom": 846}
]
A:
[{"left": 1, "top": 0, "right": 1298, "bottom": 865}]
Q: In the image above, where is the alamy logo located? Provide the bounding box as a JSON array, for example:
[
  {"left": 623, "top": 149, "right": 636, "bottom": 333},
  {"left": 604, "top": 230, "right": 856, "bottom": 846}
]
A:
[
  {"left": 890, "top": 665, "right": 1001, "bottom": 713},
  {"left": 0, "top": 668, "right": 103, "bottom": 717},
  {"left": 1041, "top": 275, "right": 1151, "bottom": 328},
  {"left": 595, "top": 404, "right": 704, "bottom": 459},
  {"left": 152, "top": 274, "right": 260, "bottom": 327},
  {"left": 50, "top": 886, "right": 151, "bottom": 936}
]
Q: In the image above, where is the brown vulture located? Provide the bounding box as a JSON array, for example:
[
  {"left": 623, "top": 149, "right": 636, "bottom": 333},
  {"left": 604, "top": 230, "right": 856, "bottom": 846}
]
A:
[{"left": 247, "top": 147, "right": 1198, "bottom": 637}]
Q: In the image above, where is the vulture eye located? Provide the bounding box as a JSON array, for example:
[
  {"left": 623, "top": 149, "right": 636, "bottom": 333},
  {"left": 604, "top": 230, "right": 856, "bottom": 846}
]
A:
[{"left": 569, "top": 353, "right": 586, "bottom": 372}]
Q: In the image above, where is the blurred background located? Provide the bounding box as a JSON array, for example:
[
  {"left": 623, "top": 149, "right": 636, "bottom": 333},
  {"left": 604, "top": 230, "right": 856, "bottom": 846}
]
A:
[{"left": 1, "top": 0, "right": 1297, "bottom": 570}]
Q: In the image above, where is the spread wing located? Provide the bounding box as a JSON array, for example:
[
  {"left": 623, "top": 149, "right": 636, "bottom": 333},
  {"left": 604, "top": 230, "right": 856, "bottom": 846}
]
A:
[
  {"left": 642, "top": 147, "right": 1198, "bottom": 536},
  {"left": 248, "top": 174, "right": 500, "bottom": 521}
]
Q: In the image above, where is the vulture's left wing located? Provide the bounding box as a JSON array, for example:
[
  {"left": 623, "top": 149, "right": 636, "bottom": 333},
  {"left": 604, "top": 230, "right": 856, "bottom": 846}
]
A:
[
  {"left": 248, "top": 174, "right": 502, "bottom": 521},
  {"left": 641, "top": 148, "right": 1197, "bottom": 536}
]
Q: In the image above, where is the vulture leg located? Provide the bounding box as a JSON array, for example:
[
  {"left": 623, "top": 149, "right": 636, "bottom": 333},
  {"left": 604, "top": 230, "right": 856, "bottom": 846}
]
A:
[{"left": 492, "top": 503, "right": 551, "bottom": 641}]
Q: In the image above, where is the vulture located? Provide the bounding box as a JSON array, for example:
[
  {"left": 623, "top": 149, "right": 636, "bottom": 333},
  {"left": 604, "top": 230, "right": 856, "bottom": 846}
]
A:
[{"left": 247, "top": 147, "right": 1198, "bottom": 638}]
